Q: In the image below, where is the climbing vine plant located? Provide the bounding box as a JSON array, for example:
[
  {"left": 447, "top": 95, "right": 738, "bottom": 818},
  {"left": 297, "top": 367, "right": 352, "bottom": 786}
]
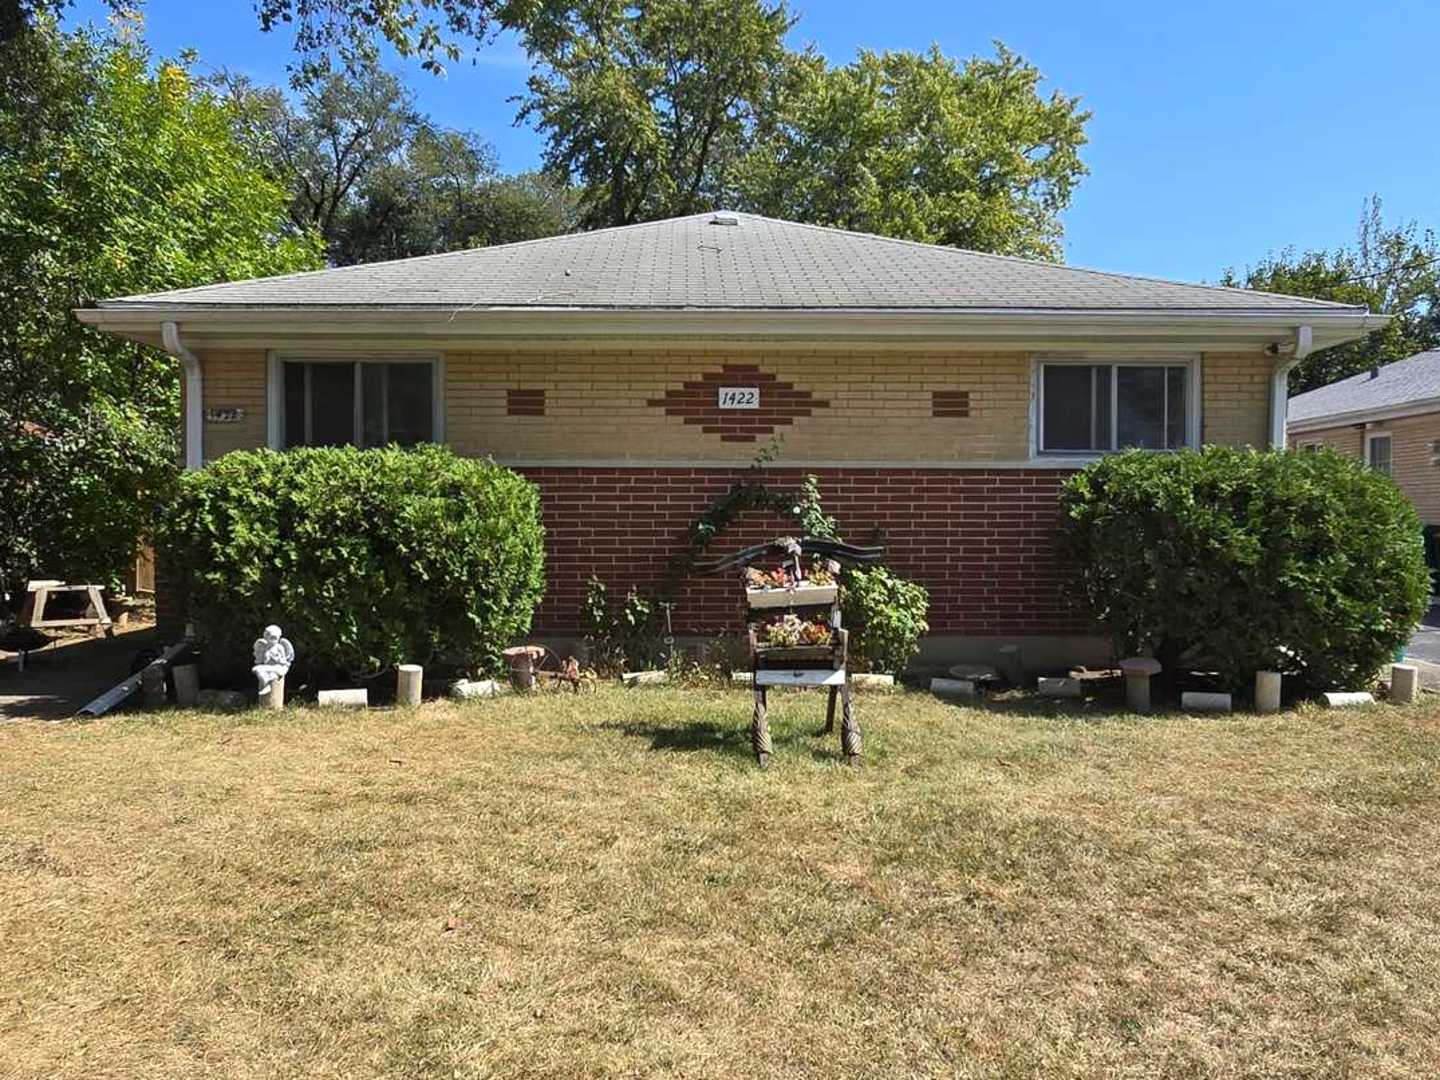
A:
[{"left": 660, "top": 439, "right": 839, "bottom": 598}]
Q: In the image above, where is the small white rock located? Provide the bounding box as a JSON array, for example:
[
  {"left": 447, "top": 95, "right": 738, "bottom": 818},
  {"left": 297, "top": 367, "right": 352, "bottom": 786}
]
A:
[
  {"left": 1038, "top": 676, "right": 1082, "bottom": 698},
  {"left": 317, "top": 688, "right": 368, "bottom": 708},
  {"left": 1322, "top": 691, "right": 1375, "bottom": 709},
  {"left": 1181, "top": 691, "right": 1232, "bottom": 713}
]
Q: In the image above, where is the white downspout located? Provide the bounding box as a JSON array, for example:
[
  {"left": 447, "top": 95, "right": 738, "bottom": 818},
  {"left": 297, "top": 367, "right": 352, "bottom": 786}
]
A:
[
  {"left": 1269, "top": 324, "right": 1313, "bottom": 449},
  {"left": 161, "top": 321, "right": 203, "bottom": 470}
]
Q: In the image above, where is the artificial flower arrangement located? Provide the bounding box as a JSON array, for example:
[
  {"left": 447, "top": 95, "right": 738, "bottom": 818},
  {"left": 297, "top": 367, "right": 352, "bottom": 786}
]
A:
[{"left": 761, "top": 612, "right": 832, "bottom": 648}]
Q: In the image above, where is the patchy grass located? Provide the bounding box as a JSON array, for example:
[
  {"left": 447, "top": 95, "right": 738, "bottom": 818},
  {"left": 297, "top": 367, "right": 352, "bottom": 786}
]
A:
[{"left": 3, "top": 688, "right": 1440, "bottom": 1078}]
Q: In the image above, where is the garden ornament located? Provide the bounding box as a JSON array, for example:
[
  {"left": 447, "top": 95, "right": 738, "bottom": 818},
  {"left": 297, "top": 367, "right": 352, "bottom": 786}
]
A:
[{"left": 252, "top": 624, "right": 295, "bottom": 695}]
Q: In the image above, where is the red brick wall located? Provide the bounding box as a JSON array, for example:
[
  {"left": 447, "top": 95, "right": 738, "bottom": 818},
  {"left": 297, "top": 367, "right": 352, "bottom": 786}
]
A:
[{"left": 520, "top": 467, "right": 1088, "bottom": 637}]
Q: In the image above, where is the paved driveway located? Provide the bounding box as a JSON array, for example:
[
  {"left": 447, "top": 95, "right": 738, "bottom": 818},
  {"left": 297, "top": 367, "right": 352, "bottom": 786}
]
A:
[{"left": 1407, "top": 599, "right": 1440, "bottom": 664}]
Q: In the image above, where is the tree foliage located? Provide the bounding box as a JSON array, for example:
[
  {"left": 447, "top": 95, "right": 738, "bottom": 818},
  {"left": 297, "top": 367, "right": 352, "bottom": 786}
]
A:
[
  {"left": 0, "top": 20, "right": 321, "bottom": 600},
  {"left": 216, "top": 60, "right": 575, "bottom": 264},
  {"left": 1222, "top": 197, "right": 1440, "bottom": 394},
  {"left": 737, "top": 44, "right": 1090, "bottom": 259},
  {"left": 519, "top": 0, "right": 801, "bottom": 229}
]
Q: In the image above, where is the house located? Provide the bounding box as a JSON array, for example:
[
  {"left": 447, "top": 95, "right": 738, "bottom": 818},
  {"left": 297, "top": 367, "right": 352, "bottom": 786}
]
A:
[
  {"left": 1288, "top": 350, "right": 1440, "bottom": 573},
  {"left": 77, "top": 212, "right": 1384, "bottom": 665}
]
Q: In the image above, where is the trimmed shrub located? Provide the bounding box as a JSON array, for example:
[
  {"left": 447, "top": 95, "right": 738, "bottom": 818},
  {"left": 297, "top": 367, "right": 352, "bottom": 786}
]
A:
[
  {"left": 1058, "top": 447, "right": 1429, "bottom": 694},
  {"left": 841, "top": 566, "right": 930, "bottom": 674},
  {"left": 157, "top": 446, "right": 545, "bottom": 681}
]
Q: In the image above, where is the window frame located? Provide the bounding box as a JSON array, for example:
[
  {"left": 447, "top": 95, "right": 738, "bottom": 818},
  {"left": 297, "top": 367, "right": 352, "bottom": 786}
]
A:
[
  {"left": 267, "top": 352, "right": 445, "bottom": 450},
  {"left": 1365, "top": 430, "right": 1394, "bottom": 475},
  {"left": 1031, "top": 355, "right": 1202, "bottom": 460}
]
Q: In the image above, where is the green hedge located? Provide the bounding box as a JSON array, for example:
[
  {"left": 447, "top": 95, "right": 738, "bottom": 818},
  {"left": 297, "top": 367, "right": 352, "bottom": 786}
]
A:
[
  {"left": 157, "top": 446, "right": 545, "bottom": 680},
  {"left": 841, "top": 566, "right": 930, "bottom": 674},
  {"left": 1058, "top": 446, "right": 1429, "bottom": 694}
]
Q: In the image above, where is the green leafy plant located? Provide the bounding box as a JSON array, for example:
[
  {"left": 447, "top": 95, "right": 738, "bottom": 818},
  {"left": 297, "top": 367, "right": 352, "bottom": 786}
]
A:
[
  {"left": 582, "top": 576, "right": 662, "bottom": 675},
  {"left": 157, "top": 445, "right": 545, "bottom": 682},
  {"left": 1058, "top": 446, "right": 1430, "bottom": 694},
  {"left": 840, "top": 566, "right": 930, "bottom": 674}
]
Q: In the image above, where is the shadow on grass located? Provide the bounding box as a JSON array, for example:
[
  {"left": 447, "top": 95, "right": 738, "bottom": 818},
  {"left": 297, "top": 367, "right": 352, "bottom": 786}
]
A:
[{"left": 601, "top": 714, "right": 852, "bottom": 764}]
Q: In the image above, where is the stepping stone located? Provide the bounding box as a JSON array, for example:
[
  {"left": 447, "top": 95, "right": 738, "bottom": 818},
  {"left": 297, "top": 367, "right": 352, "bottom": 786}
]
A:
[{"left": 947, "top": 664, "right": 998, "bottom": 682}]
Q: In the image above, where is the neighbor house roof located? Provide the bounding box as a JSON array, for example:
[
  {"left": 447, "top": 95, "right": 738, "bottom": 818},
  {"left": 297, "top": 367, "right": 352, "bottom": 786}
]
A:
[
  {"left": 1289, "top": 349, "right": 1440, "bottom": 430},
  {"left": 96, "top": 212, "right": 1362, "bottom": 315}
]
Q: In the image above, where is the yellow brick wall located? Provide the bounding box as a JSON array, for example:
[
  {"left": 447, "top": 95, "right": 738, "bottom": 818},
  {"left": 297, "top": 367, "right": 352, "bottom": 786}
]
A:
[
  {"left": 446, "top": 348, "right": 1032, "bottom": 463},
  {"left": 1201, "top": 353, "right": 1272, "bottom": 448},
  {"left": 200, "top": 350, "right": 268, "bottom": 463},
  {"left": 1295, "top": 414, "right": 1440, "bottom": 525},
  {"left": 191, "top": 346, "right": 1275, "bottom": 464}
]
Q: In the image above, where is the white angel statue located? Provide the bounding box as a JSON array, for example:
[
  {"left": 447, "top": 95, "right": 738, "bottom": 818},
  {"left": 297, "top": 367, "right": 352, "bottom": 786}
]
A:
[{"left": 252, "top": 624, "right": 295, "bottom": 695}]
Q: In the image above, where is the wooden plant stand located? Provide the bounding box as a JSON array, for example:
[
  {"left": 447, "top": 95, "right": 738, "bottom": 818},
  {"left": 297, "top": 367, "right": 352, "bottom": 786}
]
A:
[{"left": 698, "top": 538, "right": 884, "bottom": 769}]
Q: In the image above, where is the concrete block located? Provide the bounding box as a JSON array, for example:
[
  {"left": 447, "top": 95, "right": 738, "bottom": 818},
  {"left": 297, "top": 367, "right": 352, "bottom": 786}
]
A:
[
  {"left": 1181, "top": 691, "right": 1232, "bottom": 713},
  {"left": 622, "top": 670, "right": 668, "bottom": 687},
  {"left": 1038, "top": 676, "right": 1082, "bottom": 698},
  {"left": 1323, "top": 691, "right": 1375, "bottom": 709},
  {"left": 1254, "top": 671, "right": 1282, "bottom": 713},
  {"left": 1391, "top": 664, "right": 1419, "bottom": 705},
  {"left": 396, "top": 664, "right": 423, "bottom": 706},
  {"left": 172, "top": 663, "right": 199, "bottom": 707},
  {"left": 996, "top": 644, "right": 1024, "bottom": 686},
  {"left": 317, "top": 687, "right": 368, "bottom": 708},
  {"left": 450, "top": 678, "right": 500, "bottom": 700},
  {"left": 261, "top": 674, "right": 285, "bottom": 710},
  {"left": 930, "top": 677, "right": 976, "bottom": 698},
  {"left": 731, "top": 671, "right": 754, "bottom": 686}
]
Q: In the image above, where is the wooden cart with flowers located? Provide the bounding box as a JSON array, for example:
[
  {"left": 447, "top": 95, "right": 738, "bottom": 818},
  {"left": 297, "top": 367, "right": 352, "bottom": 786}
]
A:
[{"left": 698, "top": 537, "right": 885, "bottom": 768}]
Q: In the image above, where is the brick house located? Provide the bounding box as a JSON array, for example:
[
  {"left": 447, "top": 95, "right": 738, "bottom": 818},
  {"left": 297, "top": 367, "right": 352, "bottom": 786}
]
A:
[
  {"left": 78, "top": 212, "right": 1384, "bottom": 665},
  {"left": 1288, "top": 349, "right": 1440, "bottom": 554}
]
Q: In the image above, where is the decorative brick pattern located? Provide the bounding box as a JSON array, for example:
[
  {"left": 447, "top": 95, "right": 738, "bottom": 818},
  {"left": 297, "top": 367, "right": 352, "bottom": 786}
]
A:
[
  {"left": 520, "top": 466, "right": 1089, "bottom": 637},
  {"left": 506, "top": 388, "right": 546, "bottom": 416},
  {"left": 931, "top": 390, "right": 971, "bottom": 418},
  {"left": 645, "top": 363, "right": 830, "bottom": 443}
]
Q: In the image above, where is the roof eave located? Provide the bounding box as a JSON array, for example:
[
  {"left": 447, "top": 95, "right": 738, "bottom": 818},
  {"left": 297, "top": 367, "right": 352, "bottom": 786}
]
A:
[
  {"left": 74, "top": 305, "right": 1387, "bottom": 353},
  {"left": 1289, "top": 394, "right": 1440, "bottom": 433}
]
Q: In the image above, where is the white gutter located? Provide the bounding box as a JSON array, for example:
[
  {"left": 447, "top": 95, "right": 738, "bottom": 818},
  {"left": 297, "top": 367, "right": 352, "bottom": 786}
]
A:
[
  {"left": 161, "top": 321, "right": 203, "bottom": 470},
  {"left": 1269, "top": 325, "right": 1313, "bottom": 449}
]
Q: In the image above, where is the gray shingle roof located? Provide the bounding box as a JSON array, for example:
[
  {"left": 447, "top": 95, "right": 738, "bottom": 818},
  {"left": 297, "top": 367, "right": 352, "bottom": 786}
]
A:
[
  {"left": 1289, "top": 349, "right": 1440, "bottom": 425},
  {"left": 101, "top": 212, "right": 1365, "bottom": 314}
]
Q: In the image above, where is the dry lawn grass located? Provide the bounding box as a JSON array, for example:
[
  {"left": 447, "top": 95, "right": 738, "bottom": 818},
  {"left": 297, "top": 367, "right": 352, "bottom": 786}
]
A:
[{"left": 3, "top": 687, "right": 1440, "bottom": 1078}]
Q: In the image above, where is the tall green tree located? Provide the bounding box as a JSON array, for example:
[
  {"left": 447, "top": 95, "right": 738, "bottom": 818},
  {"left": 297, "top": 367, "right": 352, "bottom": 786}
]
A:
[
  {"left": 3, "top": 0, "right": 528, "bottom": 80},
  {"left": 0, "top": 20, "right": 321, "bottom": 600},
  {"left": 215, "top": 61, "right": 574, "bottom": 264},
  {"left": 735, "top": 44, "right": 1089, "bottom": 259},
  {"left": 518, "top": 0, "right": 803, "bottom": 229},
  {"left": 1222, "top": 197, "right": 1440, "bottom": 394}
]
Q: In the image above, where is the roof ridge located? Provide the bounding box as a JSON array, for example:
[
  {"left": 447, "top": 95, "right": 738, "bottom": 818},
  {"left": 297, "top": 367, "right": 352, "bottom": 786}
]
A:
[{"left": 735, "top": 212, "right": 1366, "bottom": 312}]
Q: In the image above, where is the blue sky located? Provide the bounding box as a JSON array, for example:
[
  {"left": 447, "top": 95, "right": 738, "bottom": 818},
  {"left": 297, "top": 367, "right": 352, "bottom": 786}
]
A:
[{"left": 70, "top": 0, "right": 1440, "bottom": 283}]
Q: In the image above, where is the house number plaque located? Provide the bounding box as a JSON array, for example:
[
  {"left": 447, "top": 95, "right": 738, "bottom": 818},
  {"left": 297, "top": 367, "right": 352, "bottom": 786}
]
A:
[{"left": 717, "top": 386, "right": 760, "bottom": 409}]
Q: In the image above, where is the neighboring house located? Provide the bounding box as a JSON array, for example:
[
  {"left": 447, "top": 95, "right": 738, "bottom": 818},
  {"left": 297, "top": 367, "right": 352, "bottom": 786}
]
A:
[
  {"left": 1288, "top": 349, "right": 1440, "bottom": 529},
  {"left": 77, "top": 212, "right": 1383, "bottom": 664}
]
